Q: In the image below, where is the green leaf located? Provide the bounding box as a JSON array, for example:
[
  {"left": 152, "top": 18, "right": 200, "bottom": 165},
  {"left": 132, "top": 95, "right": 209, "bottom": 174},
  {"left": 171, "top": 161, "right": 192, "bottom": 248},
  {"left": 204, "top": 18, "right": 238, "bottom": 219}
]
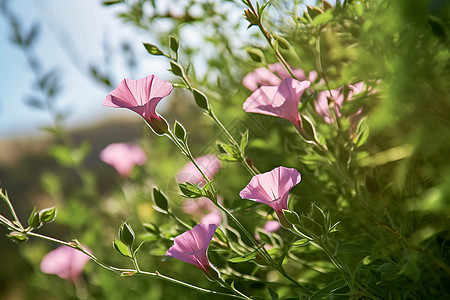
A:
[
  {"left": 268, "top": 287, "right": 279, "bottom": 300},
  {"left": 7, "top": 231, "right": 28, "bottom": 243},
  {"left": 240, "top": 130, "right": 249, "bottom": 155},
  {"left": 218, "top": 142, "right": 237, "bottom": 155},
  {"left": 179, "top": 182, "right": 203, "bottom": 198},
  {"left": 23, "top": 23, "right": 40, "bottom": 48},
  {"left": 256, "top": 229, "right": 272, "bottom": 245},
  {"left": 283, "top": 209, "right": 301, "bottom": 225},
  {"left": 228, "top": 248, "right": 260, "bottom": 263},
  {"left": 113, "top": 239, "right": 131, "bottom": 257},
  {"left": 169, "top": 35, "right": 179, "bottom": 53},
  {"left": 307, "top": 5, "right": 324, "bottom": 19},
  {"left": 174, "top": 121, "right": 187, "bottom": 141},
  {"left": 245, "top": 47, "right": 265, "bottom": 63},
  {"left": 153, "top": 188, "right": 169, "bottom": 213},
  {"left": 292, "top": 239, "right": 310, "bottom": 247},
  {"left": 49, "top": 145, "right": 74, "bottom": 167},
  {"left": 28, "top": 207, "right": 41, "bottom": 229},
  {"left": 143, "top": 43, "right": 164, "bottom": 56},
  {"left": 310, "top": 279, "right": 346, "bottom": 299},
  {"left": 214, "top": 227, "right": 228, "bottom": 246},
  {"left": 217, "top": 142, "right": 240, "bottom": 162},
  {"left": 217, "top": 153, "right": 240, "bottom": 162},
  {"left": 193, "top": 89, "right": 209, "bottom": 110},
  {"left": 312, "top": 9, "right": 333, "bottom": 26},
  {"left": 133, "top": 241, "right": 146, "bottom": 256},
  {"left": 274, "top": 35, "right": 291, "bottom": 50},
  {"left": 355, "top": 117, "right": 370, "bottom": 147},
  {"left": 25, "top": 96, "right": 45, "bottom": 110},
  {"left": 102, "top": 0, "right": 123, "bottom": 5},
  {"left": 39, "top": 207, "right": 57, "bottom": 223},
  {"left": 170, "top": 61, "right": 183, "bottom": 77},
  {"left": 119, "top": 222, "right": 135, "bottom": 246},
  {"left": 143, "top": 223, "right": 160, "bottom": 236},
  {"left": 300, "top": 115, "right": 319, "bottom": 143}
]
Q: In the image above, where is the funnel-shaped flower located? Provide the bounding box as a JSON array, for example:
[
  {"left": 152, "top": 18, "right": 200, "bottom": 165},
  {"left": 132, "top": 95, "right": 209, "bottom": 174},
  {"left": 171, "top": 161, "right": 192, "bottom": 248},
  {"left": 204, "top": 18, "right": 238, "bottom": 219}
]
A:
[
  {"left": 176, "top": 154, "right": 222, "bottom": 185},
  {"left": 239, "top": 166, "right": 301, "bottom": 213},
  {"left": 103, "top": 75, "right": 173, "bottom": 134},
  {"left": 243, "top": 78, "right": 310, "bottom": 131},
  {"left": 166, "top": 224, "right": 218, "bottom": 277},
  {"left": 40, "top": 245, "right": 91, "bottom": 282},
  {"left": 100, "top": 143, "right": 147, "bottom": 177}
]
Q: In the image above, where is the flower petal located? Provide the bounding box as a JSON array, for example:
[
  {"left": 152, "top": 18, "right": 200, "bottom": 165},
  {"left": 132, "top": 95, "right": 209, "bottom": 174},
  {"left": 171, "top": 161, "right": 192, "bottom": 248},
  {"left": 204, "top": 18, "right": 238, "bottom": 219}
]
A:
[
  {"left": 166, "top": 224, "right": 217, "bottom": 272},
  {"left": 103, "top": 75, "right": 173, "bottom": 122},
  {"left": 240, "top": 166, "right": 301, "bottom": 212}
]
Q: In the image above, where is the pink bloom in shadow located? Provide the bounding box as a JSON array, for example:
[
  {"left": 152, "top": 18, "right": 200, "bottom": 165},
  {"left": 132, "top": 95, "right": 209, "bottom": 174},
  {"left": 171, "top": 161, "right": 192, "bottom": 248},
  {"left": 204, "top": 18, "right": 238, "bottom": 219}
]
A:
[
  {"left": 314, "top": 88, "right": 344, "bottom": 124},
  {"left": 103, "top": 75, "right": 173, "bottom": 134},
  {"left": 183, "top": 197, "right": 222, "bottom": 226},
  {"left": 166, "top": 224, "right": 217, "bottom": 275},
  {"left": 264, "top": 220, "right": 281, "bottom": 233},
  {"left": 239, "top": 166, "right": 301, "bottom": 213},
  {"left": 243, "top": 63, "right": 318, "bottom": 91},
  {"left": 176, "top": 154, "right": 222, "bottom": 185},
  {"left": 40, "top": 245, "right": 91, "bottom": 283},
  {"left": 201, "top": 211, "right": 222, "bottom": 227},
  {"left": 314, "top": 82, "right": 373, "bottom": 125},
  {"left": 100, "top": 143, "right": 147, "bottom": 177},
  {"left": 243, "top": 78, "right": 310, "bottom": 132}
]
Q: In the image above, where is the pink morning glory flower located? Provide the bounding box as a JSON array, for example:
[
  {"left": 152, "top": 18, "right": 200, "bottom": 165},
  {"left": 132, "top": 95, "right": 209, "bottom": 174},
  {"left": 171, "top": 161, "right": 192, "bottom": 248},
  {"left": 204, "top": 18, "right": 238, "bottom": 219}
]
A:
[
  {"left": 166, "top": 224, "right": 220, "bottom": 280},
  {"left": 243, "top": 77, "right": 311, "bottom": 132},
  {"left": 183, "top": 197, "right": 222, "bottom": 226},
  {"left": 40, "top": 245, "right": 91, "bottom": 283},
  {"left": 243, "top": 63, "right": 318, "bottom": 91},
  {"left": 240, "top": 166, "right": 301, "bottom": 213},
  {"left": 103, "top": 75, "right": 173, "bottom": 134},
  {"left": 176, "top": 154, "right": 222, "bottom": 185},
  {"left": 100, "top": 143, "right": 147, "bottom": 177}
]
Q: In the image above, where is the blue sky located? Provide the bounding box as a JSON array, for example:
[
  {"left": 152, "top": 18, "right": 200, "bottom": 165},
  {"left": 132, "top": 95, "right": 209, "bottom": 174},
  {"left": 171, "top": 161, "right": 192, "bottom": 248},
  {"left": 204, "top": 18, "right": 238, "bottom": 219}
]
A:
[{"left": 0, "top": 0, "right": 166, "bottom": 138}]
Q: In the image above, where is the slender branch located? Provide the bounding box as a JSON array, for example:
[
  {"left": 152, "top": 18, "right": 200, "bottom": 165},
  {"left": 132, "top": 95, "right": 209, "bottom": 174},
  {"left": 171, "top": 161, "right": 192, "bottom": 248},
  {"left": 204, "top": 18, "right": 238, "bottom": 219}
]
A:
[
  {"left": 208, "top": 109, "right": 258, "bottom": 176},
  {"left": 147, "top": 271, "right": 248, "bottom": 299},
  {"left": 245, "top": 0, "right": 296, "bottom": 79},
  {"left": 23, "top": 231, "right": 246, "bottom": 299},
  {"left": 178, "top": 65, "right": 258, "bottom": 176},
  {"left": 218, "top": 277, "right": 252, "bottom": 300},
  {"left": 0, "top": 190, "right": 24, "bottom": 230}
]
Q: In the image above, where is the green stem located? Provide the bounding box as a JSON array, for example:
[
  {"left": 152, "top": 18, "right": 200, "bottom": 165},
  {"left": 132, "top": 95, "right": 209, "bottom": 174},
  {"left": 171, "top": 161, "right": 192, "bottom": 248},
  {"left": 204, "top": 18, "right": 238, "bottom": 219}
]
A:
[
  {"left": 0, "top": 190, "right": 24, "bottom": 230},
  {"left": 25, "top": 231, "right": 245, "bottom": 299},
  {"left": 168, "top": 211, "right": 192, "bottom": 230},
  {"left": 146, "top": 271, "right": 248, "bottom": 299},
  {"left": 245, "top": 0, "right": 296, "bottom": 79},
  {"left": 177, "top": 64, "right": 258, "bottom": 177},
  {"left": 217, "top": 203, "right": 311, "bottom": 295},
  {"left": 208, "top": 109, "right": 258, "bottom": 176},
  {"left": 218, "top": 277, "right": 252, "bottom": 300},
  {"left": 316, "top": 240, "right": 379, "bottom": 300}
]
